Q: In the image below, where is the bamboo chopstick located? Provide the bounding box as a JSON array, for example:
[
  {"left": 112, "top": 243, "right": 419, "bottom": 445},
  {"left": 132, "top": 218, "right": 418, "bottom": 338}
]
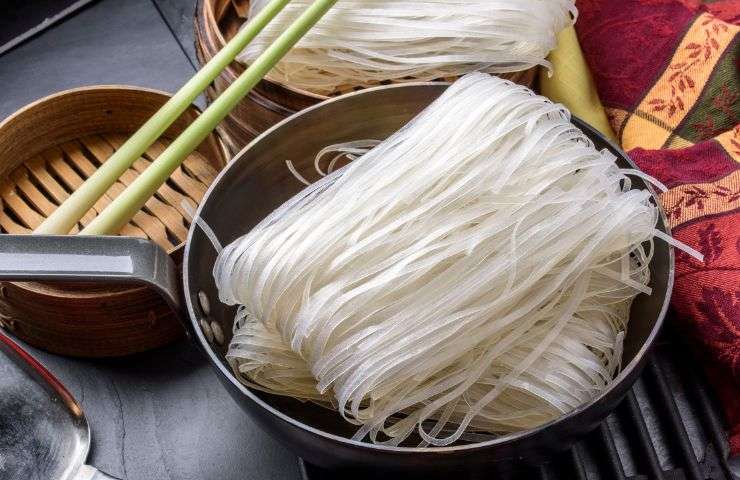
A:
[
  {"left": 80, "top": 0, "right": 338, "bottom": 236},
  {"left": 34, "top": 0, "right": 293, "bottom": 235}
]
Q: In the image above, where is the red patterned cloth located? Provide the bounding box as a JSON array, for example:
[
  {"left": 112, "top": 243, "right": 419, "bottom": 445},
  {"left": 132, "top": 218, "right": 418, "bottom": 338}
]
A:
[{"left": 575, "top": 0, "right": 740, "bottom": 453}]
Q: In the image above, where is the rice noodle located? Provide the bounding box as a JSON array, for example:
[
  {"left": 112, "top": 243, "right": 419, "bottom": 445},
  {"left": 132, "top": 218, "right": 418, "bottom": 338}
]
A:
[
  {"left": 216, "top": 73, "right": 659, "bottom": 446},
  {"left": 238, "top": 0, "right": 577, "bottom": 95}
]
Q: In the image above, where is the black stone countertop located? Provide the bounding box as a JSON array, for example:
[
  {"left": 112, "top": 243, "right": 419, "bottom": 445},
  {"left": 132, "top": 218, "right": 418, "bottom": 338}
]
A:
[{"left": 0, "top": 1, "right": 300, "bottom": 478}]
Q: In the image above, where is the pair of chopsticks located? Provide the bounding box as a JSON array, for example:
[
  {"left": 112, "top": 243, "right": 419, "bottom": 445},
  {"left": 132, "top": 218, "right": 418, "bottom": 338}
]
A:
[{"left": 35, "top": 0, "right": 337, "bottom": 236}]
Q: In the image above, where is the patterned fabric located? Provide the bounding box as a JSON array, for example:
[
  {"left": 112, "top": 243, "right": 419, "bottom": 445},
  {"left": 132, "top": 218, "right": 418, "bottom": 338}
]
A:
[{"left": 575, "top": 0, "right": 740, "bottom": 453}]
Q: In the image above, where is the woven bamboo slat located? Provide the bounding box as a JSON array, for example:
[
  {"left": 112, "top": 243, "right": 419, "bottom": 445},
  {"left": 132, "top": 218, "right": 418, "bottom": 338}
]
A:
[{"left": 0, "top": 86, "right": 228, "bottom": 357}]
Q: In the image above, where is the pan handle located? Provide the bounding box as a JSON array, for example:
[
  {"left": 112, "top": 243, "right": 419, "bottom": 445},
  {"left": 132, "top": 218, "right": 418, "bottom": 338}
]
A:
[{"left": 0, "top": 235, "right": 181, "bottom": 315}]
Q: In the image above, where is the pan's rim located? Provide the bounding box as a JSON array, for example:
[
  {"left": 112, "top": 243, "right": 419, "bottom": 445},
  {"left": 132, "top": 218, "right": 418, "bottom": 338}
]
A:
[{"left": 183, "top": 81, "right": 675, "bottom": 454}]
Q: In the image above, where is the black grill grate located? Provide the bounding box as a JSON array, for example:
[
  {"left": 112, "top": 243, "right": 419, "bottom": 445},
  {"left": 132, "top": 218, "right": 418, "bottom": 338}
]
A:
[{"left": 298, "top": 331, "right": 735, "bottom": 480}]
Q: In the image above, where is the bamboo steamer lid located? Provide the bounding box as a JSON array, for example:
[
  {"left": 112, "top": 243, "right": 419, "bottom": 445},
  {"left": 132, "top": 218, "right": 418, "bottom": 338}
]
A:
[{"left": 0, "top": 85, "right": 228, "bottom": 357}]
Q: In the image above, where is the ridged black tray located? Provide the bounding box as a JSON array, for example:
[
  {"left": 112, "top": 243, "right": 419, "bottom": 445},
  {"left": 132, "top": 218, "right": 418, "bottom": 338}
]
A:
[{"left": 299, "top": 331, "right": 736, "bottom": 479}]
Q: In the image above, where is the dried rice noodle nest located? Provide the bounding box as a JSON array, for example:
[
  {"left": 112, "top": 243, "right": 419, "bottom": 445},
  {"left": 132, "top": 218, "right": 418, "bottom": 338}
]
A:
[
  {"left": 238, "top": 0, "right": 577, "bottom": 95},
  {"left": 216, "top": 73, "right": 674, "bottom": 447}
]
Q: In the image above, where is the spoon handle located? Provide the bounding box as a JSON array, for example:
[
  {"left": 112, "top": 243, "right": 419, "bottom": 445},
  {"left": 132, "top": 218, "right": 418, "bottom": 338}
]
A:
[{"left": 74, "top": 465, "right": 121, "bottom": 480}]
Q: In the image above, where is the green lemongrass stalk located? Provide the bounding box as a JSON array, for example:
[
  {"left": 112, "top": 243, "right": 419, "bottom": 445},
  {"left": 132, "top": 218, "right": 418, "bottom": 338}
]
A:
[
  {"left": 34, "top": 0, "right": 292, "bottom": 235},
  {"left": 80, "top": 0, "right": 338, "bottom": 236}
]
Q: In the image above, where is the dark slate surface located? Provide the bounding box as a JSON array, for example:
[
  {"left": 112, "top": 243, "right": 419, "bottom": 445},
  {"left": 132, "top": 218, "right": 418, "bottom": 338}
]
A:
[
  {"left": 0, "top": 1, "right": 299, "bottom": 478},
  {"left": 0, "top": 0, "right": 201, "bottom": 117},
  {"left": 0, "top": 0, "right": 96, "bottom": 55},
  {"left": 152, "top": 0, "right": 200, "bottom": 68}
]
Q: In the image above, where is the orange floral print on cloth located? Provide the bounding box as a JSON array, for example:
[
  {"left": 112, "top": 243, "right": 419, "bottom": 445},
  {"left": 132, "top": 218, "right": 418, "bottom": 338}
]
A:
[
  {"left": 616, "top": 11, "right": 738, "bottom": 150},
  {"left": 649, "top": 16, "right": 731, "bottom": 117},
  {"left": 660, "top": 170, "right": 740, "bottom": 226},
  {"left": 575, "top": 0, "right": 740, "bottom": 453}
]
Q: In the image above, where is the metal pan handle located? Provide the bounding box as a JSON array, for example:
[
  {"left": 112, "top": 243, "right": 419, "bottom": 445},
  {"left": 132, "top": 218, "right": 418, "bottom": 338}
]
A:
[{"left": 0, "top": 235, "right": 181, "bottom": 315}]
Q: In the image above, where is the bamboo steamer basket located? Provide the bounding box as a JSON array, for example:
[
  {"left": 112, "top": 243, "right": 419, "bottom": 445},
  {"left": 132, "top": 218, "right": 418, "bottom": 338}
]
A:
[
  {"left": 0, "top": 86, "right": 228, "bottom": 357},
  {"left": 194, "top": 0, "right": 539, "bottom": 153}
]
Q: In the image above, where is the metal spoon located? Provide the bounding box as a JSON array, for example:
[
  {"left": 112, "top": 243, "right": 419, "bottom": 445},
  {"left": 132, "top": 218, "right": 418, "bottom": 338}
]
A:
[{"left": 0, "top": 332, "right": 119, "bottom": 480}]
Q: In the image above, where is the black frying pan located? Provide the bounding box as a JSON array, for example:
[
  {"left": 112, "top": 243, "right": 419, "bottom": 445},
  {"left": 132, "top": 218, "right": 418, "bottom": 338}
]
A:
[{"left": 0, "top": 83, "right": 674, "bottom": 474}]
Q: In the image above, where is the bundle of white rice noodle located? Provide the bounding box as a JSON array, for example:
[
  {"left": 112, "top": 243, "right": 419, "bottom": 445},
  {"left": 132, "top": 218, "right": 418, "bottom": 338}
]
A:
[
  {"left": 215, "top": 73, "right": 673, "bottom": 447},
  {"left": 238, "top": 0, "right": 577, "bottom": 95}
]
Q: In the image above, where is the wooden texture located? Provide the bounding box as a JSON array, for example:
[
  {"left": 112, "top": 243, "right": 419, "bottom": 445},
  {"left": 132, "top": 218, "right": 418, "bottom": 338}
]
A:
[
  {"left": 0, "top": 85, "right": 228, "bottom": 357},
  {"left": 194, "top": 0, "right": 538, "bottom": 154}
]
